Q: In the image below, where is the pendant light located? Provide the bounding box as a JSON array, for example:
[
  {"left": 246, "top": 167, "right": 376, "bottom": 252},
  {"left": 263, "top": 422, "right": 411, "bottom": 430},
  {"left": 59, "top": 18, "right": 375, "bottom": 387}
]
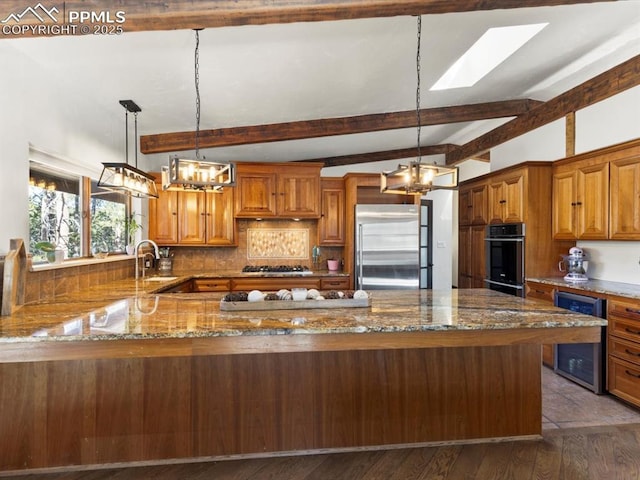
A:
[
  {"left": 98, "top": 100, "right": 159, "bottom": 198},
  {"left": 381, "top": 16, "right": 458, "bottom": 195},
  {"left": 162, "top": 29, "right": 236, "bottom": 192}
]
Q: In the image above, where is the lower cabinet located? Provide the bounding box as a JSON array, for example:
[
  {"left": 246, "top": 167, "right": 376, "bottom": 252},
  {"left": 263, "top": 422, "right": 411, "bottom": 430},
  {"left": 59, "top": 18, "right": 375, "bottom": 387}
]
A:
[
  {"left": 458, "top": 225, "right": 486, "bottom": 288},
  {"left": 607, "top": 297, "right": 640, "bottom": 407},
  {"left": 192, "top": 279, "right": 231, "bottom": 292},
  {"left": 526, "top": 281, "right": 556, "bottom": 367}
]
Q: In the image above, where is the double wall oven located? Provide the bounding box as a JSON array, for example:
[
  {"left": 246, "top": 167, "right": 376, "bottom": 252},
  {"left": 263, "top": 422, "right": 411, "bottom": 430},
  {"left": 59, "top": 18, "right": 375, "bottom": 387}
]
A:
[{"left": 484, "top": 223, "right": 525, "bottom": 297}]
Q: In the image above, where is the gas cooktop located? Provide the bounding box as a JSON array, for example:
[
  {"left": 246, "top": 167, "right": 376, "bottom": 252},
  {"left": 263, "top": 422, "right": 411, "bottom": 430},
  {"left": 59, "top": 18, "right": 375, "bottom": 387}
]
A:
[{"left": 241, "top": 265, "right": 312, "bottom": 275}]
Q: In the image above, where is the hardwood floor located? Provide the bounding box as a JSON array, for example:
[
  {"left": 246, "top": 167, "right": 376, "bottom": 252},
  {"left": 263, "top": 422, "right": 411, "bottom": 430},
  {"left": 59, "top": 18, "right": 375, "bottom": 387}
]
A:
[{"left": 7, "top": 368, "right": 640, "bottom": 480}]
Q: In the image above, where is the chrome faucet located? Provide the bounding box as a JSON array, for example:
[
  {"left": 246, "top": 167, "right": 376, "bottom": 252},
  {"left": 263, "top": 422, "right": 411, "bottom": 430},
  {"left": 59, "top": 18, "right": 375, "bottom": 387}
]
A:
[{"left": 135, "top": 239, "right": 160, "bottom": 280}]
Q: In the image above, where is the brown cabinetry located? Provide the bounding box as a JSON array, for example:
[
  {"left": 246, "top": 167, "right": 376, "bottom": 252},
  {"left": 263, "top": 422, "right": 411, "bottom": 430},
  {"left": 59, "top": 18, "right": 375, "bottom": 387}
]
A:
[
  {"left": 526, "top": 281, "right": 556, "bottom": 367},
  {"left": 320, "top": 276, "right": 350, "bottom": 290},
  {"left": 488, "top": 173, "right": 524, "bottom": 224},
  {"left": 459, "top": 182, "right": 488, "bottom": 226},
  {"left": 608, "top": 297, "right": 640, "bottom": 408},
  {"left": 150, "top": 187, "right": 235, "bottom": 246},
  {"left": 234, "top": 163, "right": 322, "bottom": 219},
  {"left": 192, "top": 279, "right": 231, "bottom": 292},
  {"left": 552, "top": 161, "right": 609, "bottom": 240},
  {"left": 458, "top": 225, "right": 485, "bottom": 288},
  {"left": 610, "top": 155, "right": 640, "bottom": 239},
  {"left": 231, "top": 277, "right": 321, "bottom": 291},
  {"left": 319, "top": 178, "right": 345, "bottom": 245}
]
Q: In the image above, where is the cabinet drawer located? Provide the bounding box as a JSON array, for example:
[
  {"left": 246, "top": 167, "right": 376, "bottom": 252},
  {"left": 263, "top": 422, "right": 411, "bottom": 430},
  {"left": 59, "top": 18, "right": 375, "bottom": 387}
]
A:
[
  {"left": 526, "top": 282, "right": 555, "bottom": 303},
  {"left": 232, "top": 277, "right": 321, "bottom": 292},
  {"left": 320, "top": 277, "right": 350, "bottom": 290},
  {"left": 609, "top": 336, "right": 640, "bottom": 366},
  {"left": 193, "top": 279, "right": 231, "bottom": 292},
  {"left": 608, "top": 299, "right": 640, "bottom": 342},
  {"left": 609, "top": 298, "right": 640, "bottom": 322},
  {"left": 608, "top": 356, "right": 640, "bottom": 408}
]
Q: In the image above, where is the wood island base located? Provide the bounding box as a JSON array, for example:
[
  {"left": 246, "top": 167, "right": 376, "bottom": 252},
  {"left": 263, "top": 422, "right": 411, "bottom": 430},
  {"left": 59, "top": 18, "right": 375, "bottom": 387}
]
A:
[{"left": 1, "top": 341, "right": 543, "bottom": 473}]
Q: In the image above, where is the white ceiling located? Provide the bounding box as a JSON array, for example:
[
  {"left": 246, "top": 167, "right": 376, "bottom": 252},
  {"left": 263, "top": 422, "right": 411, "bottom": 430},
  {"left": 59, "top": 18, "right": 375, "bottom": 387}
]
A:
[{"left": 6, "top": 2, "right": 640, "bottom": 171}]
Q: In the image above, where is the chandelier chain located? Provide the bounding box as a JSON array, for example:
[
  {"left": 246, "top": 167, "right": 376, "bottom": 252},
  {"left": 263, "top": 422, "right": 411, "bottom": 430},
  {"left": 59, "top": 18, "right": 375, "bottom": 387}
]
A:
[
  {"left": 416, "top": 15, "right": 422, "bottom": 164},
  {"left": 194, "top": 30, "right": 201, "bottom": 159}
]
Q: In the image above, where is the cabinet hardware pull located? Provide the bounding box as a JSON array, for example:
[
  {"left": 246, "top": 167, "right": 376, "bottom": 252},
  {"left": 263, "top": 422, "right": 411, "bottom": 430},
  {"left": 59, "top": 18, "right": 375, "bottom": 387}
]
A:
[
  {"left": 625, "top": 308, "right": 640, "bottom": 315},
  {"left": 624, "top": 348, "right": 640, "bottom": 357},
  {"left": 499, "top": 200, "right": 506, "bottom": 204},
  {"left": 571, "top": 202, "right": 576, "bottom": 206},
  {"left": 624, "top": 327, "right": 640, "bottom": 335},
  {"left": 535, "top": 290, "right": 546, "bottom": 294},
  {"left": 575, "top": 202, "right": 582, "bottom": 206},
  {"left": 625, "top": 369, "right": 640, "bottom": 379}
]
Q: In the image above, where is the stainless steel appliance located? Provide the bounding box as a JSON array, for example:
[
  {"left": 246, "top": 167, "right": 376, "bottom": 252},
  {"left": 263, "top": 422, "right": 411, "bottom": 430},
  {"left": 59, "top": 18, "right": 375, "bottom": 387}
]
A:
[
  {"left": 484, "top": 223, "right": 525, "bottom": 297},
  {"left": 558, "top": 246, "right": 589, "bottom": 283},
  {"left": 554, "top": 291, "right": 606, "bottom": 394},
  {"left": 355, "top": 204, "right": 419, "bottom": 289}
]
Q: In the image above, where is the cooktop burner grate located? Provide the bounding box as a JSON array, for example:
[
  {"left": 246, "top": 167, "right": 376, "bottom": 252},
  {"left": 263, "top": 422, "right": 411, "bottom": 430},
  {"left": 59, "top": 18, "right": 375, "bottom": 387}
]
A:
[{"left": 242, "top": 265, "right": 311, "bottom": 273}]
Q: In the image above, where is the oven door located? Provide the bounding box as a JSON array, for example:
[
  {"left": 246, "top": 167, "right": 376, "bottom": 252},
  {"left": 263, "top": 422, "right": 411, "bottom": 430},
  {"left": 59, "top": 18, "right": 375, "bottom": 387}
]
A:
[{"left": 485, "top": 234, "right": 525, "bottom": 297}]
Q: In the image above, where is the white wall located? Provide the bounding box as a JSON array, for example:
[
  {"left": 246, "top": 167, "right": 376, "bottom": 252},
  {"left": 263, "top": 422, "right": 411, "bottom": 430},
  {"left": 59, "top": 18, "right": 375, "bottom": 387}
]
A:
[
  {"left": 576, "top": 85, "right": 640, "bottom": 154},
  {"left": 576, "top": 241, "right": 640, "bottom": 285},
  {"left": 490, "top": 119, "right": 566, "bottom": 171},
  {"left": 0, "top": 43, "right": 123, "bottom": 254}
]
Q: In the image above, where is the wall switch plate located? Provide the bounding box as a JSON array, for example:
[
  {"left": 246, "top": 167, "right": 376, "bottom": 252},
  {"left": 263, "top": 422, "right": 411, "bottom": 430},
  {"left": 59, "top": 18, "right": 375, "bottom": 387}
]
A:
[{"left": 437, "top": 241, "right": 446, "bottom": 248}]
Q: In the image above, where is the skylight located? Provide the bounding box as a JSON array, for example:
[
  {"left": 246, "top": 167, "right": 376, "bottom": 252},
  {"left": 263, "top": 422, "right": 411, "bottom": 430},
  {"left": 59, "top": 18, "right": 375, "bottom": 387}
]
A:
[{"left": 430, "top": 23, "right": 548, "bottom": 91}]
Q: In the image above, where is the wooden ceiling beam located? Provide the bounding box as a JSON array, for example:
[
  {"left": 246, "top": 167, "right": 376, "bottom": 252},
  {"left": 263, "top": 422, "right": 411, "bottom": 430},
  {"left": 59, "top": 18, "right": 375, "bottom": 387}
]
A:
[
  {"left": 446, "top": 54, "right": 640, "bottom": 164},
  {"left": 140, "top": 99, "right": 540, "bottom": 154},
  {"left": 0, "top": 1, "right": 613, "bottom": 38},
  {"left": 297, "top": 144, "right": 458, "bottom": 168}
]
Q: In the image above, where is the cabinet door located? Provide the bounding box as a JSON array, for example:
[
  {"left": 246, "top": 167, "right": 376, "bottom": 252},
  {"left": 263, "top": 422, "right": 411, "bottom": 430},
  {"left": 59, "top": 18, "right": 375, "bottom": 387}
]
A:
[
  {"left": 576, "top": 162, "right": 608, "bottom": 239},
  {"left": 552, "top": 170, "right": 577, "bottom": 240},
  {"left": 205, "top": 188, "right": 236, "bottom": 246},
  {"left": 234, "top": 172, "right": 277, "bottom": 217},
  {"left": 458, "top": 188, "right": 472, "bottom": 226},
  {"left": 610, "top": 156, "right": 640, "bottom": 239},
  {"left": 149, "top": 188, "right": 179, "bottom": 244},
  {"left": 470, "top": 225, "right": 486, "bottom": 288},
  {"left": 470, "top": 184, "right": 488, "bottom": 225},
  {"left": 487, "top": 181, "right": 505, "bottom": 224},
  {"left": 177, "top": 191, "right": 206, "bottom": 244},
  {"left": 319, "top": 187, "right": 345, "bottom": 245},
  {"left": 458, "top": 226, "right": 472, "bottom": 288},
  {"left": 277, "top": 171, "right": 320, "bottom": 218},
  {"left": 502, "top": 175, "right": 524, "bottom": 223}
]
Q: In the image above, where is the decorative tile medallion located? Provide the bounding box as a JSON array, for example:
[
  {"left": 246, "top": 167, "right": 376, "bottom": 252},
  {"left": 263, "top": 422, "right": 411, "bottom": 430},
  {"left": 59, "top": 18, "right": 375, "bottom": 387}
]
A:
[{"left": 247, "top": 229, "right": 309, "bottom": 259}]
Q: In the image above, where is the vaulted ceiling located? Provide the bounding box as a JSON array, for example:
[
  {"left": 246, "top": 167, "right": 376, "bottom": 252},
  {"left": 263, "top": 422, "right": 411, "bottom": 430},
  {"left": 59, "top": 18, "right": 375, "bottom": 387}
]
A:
[{"left": 4, "top": 0, "right": 640, "bottom": 171}]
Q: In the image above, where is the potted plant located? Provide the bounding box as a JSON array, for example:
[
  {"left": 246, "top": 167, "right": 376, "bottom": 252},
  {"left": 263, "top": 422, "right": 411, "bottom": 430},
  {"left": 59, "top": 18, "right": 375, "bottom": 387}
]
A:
[
  {"left": 126, "top": 213, "right": 142, "bottom": 255},
  {"left": 35, "top": 241, "right": 63, "bottom": 264}
]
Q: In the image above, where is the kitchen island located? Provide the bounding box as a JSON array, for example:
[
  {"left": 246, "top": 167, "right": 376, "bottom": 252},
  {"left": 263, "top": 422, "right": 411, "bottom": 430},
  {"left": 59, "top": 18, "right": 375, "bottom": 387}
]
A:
[{"left": 0, "top": 286, "right": 605, "bottom": 474}]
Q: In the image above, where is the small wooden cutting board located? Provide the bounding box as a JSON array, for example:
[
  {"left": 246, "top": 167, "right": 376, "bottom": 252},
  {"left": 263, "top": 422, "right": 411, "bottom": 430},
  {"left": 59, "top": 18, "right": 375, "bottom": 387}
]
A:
[{"left": 1, "top": 238, "right": 27, "bottom": 316}]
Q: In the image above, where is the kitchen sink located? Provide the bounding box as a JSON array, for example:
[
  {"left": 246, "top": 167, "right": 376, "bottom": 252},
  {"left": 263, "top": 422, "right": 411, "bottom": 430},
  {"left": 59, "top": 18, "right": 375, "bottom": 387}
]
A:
[{"left": 144, "top": 276, "right": 179, "bottom": 282}]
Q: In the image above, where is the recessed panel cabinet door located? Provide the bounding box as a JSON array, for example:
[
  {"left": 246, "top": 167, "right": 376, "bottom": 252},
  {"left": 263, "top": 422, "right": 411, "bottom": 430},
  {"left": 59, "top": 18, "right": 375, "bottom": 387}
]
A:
[
  {"left": 149, "top": 188, "right": 179, "bottom": 244},
  {"left": 319, "top": 186, "right": 345, "bottom": 245},
  {"left": 205, "top": 189, "right": 236, "bottom": 246},
  {"left": 610, "top": 156, "right": 640, "bottom": 239},
  {"left": 576, "top": 162, "right": 609, "bottom": 239},
  {"left": 234, "top": 172, "right": 277, "bottom": 217},
  {"left": 502, "top": 175, "right": 524, "bottom": 223},
  {"left": 178, "top": 191, "right": 206, "bottom": 244},
  {"left": 277, "top": 172, "right": 320, "bottom": 218},
  {"left": 552, "top": 170, "right": 577, "bottom": 239}
]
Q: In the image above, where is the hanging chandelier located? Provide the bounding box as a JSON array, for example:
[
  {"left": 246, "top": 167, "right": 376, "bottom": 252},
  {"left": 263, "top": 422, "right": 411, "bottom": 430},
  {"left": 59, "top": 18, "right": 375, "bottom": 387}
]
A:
[
  {"left": 98, "top": 100, "right": 159, "bottom": 198},
  {"left": 381, "top": 16, "right": 458, "bottom": 195},
  {"left": 162, "top": 29, "right": 236, "bottom": 191}
]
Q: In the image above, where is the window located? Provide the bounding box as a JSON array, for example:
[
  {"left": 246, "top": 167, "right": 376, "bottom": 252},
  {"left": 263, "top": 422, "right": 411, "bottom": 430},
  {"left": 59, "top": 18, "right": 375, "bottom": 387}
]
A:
[
  {"left": 29, "top": 167, "right": 82, "bottom": 262},
  {"left": 90, "top": 181, "right": 128, "bottom": 255},
  {"left": 29, "top": 165, "right": 129, "bottom": 263}
]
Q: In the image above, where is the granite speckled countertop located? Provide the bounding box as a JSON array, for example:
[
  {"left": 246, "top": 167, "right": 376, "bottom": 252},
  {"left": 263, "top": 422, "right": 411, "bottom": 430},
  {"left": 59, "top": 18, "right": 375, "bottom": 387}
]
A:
[
  {"left": 0, "top": 273, "right": 606, "bottom": 342},
  {"left": 527, "top": 277, "right": 640, "bottom": 300}
]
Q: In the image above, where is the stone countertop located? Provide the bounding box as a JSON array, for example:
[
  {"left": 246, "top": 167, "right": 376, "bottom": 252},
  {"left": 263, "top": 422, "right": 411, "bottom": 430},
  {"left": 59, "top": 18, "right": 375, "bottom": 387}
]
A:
[
  {"left": 0, "top": 279, "right": 606, "bottom": 342},
  {"left": 527, "top": 277, "right": 640, "bottom": 300}
]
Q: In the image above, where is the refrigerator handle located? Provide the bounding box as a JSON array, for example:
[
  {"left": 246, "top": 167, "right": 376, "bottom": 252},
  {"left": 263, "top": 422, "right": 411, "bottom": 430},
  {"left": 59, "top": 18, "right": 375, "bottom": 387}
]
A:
[{"left": 358, "top": 223, "right": 364, "bottom": 289}]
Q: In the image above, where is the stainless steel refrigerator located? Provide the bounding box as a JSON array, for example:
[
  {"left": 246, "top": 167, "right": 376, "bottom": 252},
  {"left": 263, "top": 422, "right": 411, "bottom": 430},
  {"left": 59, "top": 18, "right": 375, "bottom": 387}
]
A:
[{"left": 354, "top": 204, "right": 420, "bottom": 289}]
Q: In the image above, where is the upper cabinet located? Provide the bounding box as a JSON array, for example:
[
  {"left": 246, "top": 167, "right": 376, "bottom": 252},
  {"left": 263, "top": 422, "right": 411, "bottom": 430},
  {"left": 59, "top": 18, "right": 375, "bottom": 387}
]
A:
[
  {"left": 318, "top": 178, "right": 345, "bottom": 245},
  {"left": 552, "top": 161, "right": 609, "bottom": 240},
  {"left": 149, "top": 185, "right": 236, "bottom": 246},
  {"left": 458, "top": 182, "right": 488, "bottom": 226},
  {"left": 488, "top": 172, "right": 524, "bottom": 224},
  {"left": 234, "top": 163, "right": 322, "bottom": 219},
  {"left": 552, "top": 139, "right": 640, "bottom": 241},
  {"left": 610, "top": 155, "right": 640, "bottom": 240}
]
